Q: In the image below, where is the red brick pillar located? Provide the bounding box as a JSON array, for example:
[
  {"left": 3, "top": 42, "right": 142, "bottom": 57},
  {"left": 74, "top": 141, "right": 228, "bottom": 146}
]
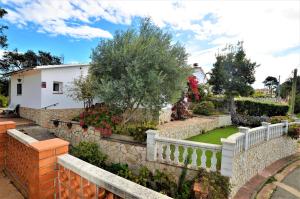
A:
[
  {"left": 29, "top": 138, "right": 69, "bottom": 199},
  {"left": 0, "top": 121, "right": 16, "bottom": 170}
]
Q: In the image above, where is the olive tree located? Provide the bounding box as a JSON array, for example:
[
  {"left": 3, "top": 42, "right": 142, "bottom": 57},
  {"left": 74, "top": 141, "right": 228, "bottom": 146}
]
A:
[
  {"left": 67, "top": 74, "right": 95, "bottom": 109},
  {"left": 90, "top": 18, "right": 190, "bottom": 124}
]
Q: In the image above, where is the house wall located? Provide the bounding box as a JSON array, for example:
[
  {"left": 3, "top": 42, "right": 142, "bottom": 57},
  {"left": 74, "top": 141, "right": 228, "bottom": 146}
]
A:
[
  {"left": 41, "top": 65, "right": 89, "bottom": 109},
  {"left": 10, "top": 70, "right": 41, "bottom": 109}
]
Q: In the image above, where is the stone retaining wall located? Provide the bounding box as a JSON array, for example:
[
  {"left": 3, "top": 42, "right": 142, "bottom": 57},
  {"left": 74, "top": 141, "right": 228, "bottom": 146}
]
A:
[
  {"left": 230, "top": 137, "right": 297, "bottom": 196},
  {"left": 158, "top": 115, "right": 232, "bottom": 139},
  {"left": 20, "top": 107, "right": 83, "bottom": 128},
  {"left": 50, "top": 124, "right": 198, "bottom": 183}
]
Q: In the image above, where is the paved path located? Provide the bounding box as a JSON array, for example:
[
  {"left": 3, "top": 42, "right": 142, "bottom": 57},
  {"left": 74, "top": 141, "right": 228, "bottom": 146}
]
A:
[
  {"left": 271, "top": 167, "right": 300, "bottom": 199},
  {"left": 0, "top": 172, "right": 23, "bottom": 199}
]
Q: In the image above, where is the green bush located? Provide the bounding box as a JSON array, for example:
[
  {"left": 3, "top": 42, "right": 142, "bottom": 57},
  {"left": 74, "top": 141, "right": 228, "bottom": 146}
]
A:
[
  {"left": 196, "top": 168, "right": 231, "bottom": 199},
  {"left": 70, "top": 142, "right": 107, "bottom": 168},
  {"left": 193, "top": 101, "right": 215, "bottom": 116},
  {"left": 114, "top": 122, "right": 157, "bottom": 142},
  {"left": 0, "top": 95, "right": 8, "bottom": 107},
  {"left": 235, "top": 99, "right": 289, "bottom": 116}
]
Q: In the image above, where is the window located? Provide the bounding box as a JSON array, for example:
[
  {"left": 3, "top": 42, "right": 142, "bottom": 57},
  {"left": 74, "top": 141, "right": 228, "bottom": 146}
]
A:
[
  {"left": 53, "top": 82, "right": 63, "bottom": 94},
  {"left": 17, "top": 83, "right": 22, "bottom": 95}
]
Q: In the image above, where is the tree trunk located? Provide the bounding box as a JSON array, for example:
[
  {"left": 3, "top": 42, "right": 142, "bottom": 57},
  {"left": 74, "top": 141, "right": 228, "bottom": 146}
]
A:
[{"left": 229, "top": 95, "right": 236, "bottom": 115}]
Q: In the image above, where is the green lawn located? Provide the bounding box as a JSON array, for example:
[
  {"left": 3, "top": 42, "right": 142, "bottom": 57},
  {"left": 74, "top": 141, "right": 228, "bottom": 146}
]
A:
[
  {"left": 165, "top": 126, "right": 238, "bottom": 170},
  {"left": 186, "top": 126, "right": 238, "bottom": 145}
]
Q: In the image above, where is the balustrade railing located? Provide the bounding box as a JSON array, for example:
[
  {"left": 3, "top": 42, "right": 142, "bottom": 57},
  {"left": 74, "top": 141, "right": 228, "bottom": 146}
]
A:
[{"left": 147, "top": 131, "right": 222, "bottom": 171}]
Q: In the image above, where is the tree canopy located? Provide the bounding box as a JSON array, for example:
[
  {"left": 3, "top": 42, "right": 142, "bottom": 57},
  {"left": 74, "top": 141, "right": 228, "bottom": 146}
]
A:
[
  {"left": 280, "top": 76, "right": 300, "bottom": 98},
  {"left": 0, "top": 49, "right": 62, "bottom": 73},
  {"left": 263, "top": 76, "right": 279, "bottom": 97},
  {"left": 0, "top": 7, "right": 8, "bottom": 48},
  {"left": 90, "top": 18, "right": 190, "bottom": 123},
  {"left": 208, "top": 42, "right": 258, "bottom": 112}
]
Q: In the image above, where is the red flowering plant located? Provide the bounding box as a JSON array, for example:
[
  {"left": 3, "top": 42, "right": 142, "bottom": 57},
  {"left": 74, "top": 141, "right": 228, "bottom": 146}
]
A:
[
  {"left": 187, "top": 75, "right": 200, "bottom": 102},
  {"left": 79, "top": 104, "right": 122, "bottom": 137}
]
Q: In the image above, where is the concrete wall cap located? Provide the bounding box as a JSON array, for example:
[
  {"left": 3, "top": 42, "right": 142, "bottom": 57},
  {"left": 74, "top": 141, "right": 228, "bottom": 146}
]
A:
[
  {"left": 7, "top": 129, "right": 38, "bottom": 145},
  {"left": 58, "top": 154, "right": 172, "bottom": 199}
]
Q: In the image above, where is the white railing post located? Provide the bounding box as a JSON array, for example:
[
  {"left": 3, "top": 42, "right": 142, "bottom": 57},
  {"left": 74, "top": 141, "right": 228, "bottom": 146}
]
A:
[
  {"left": 239, "top": 127, "right": 250, "bottom": 150},
  {"left": 281, "top": 120, "right": 289, "bottom": 134},
  {"left": 220, "top": 138, "right": 236, "bottom": 177},
  {"left": 146, "top": 130, "right": 158, "bottom": 161},
  {"left": 262, "top": 122, "right": 271, "bottom": 141}
]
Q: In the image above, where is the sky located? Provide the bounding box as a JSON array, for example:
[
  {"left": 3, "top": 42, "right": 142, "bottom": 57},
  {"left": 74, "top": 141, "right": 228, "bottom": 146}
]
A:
[{"left": 0, "top": 0, "right": 299, "bottom": 88}]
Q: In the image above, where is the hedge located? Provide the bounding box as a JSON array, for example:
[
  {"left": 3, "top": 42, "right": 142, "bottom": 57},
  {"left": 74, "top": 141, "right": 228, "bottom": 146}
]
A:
[{"left": 235, "top": 99, "right": 289, "bottom": 116}]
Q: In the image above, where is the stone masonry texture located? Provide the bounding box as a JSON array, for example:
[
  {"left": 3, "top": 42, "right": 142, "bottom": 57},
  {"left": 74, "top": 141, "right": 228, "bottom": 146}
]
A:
[{"left": 230, "top": 136, "right": 297, "bottom": 196}]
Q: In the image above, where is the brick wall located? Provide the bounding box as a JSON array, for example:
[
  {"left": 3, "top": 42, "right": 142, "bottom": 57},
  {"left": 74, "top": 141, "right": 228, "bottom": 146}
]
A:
[
  {"left": 0, "top": 121, "right": 69, "bottom": 198},
  {"left": 0, "top": 121, "right": 171, "bottom": 199}
]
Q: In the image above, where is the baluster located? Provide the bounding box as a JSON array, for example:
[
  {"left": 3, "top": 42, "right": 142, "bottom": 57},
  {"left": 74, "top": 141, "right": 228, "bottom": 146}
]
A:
[
  {"left": 211, "top": 150, "right": 217, "bottom": 171},
  {"left": 183, "top": 146, "right": 188, "bottom": 163},
  {"left": 191, "top": 148, "right": 198, "bottom": 168},
  {"left": 158, "top": 143, "right": 163, "bottom": 161},
  {"left": 174, "top": 145, "right": 179, "bottom": 164},
  {"left": 201, "top": 149, "right": 207, "bottom": 168},
  {"left": 166, "top": 144, "right": 171, "bottom": 162}
]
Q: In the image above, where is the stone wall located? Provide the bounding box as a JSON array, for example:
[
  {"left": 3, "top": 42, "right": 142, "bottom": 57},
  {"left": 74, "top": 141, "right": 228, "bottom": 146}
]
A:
[
  {"left": 50, "top": 124, "right": 198, "bottom": 183},
  {"left": 230, "top": 136, "right": 297, "bottom": 196},
  {"left": 157, "top": 115, "right": 232, "bottom": 139},
  {"left": 20, "top": 107, "right": 83, "bottom": 128}
]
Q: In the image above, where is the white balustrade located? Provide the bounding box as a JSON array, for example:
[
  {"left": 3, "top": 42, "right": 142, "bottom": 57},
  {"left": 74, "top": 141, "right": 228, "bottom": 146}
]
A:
[
  {"left": 151, "top": 135, "right": 221, "bottom": 171},
  {"left": 147, "top": 120, "right": 293, "bottom": 176}
]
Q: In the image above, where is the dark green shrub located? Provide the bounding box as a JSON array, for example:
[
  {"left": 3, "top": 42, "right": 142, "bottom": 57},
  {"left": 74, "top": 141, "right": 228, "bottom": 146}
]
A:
[
  {"left": 196, "top": 168, "right": 231, "bottom": 199},
  {"left": 208, "top": 97, "right": 229, "bottom": 113},
  {"left": 0, "top": 95, "right": 8, "bottom": 107},
  {"left": 106, "top": 163, "right": 136, "bottom": 181},
  {"left": 235, "top": 99, "right": 289, "bottom": 116},
  {"left": 193, "top": 101, "right": 215, "bottom": 116},
  {"left": 70, "top": 142, "right": 107, "bottom": 168}
]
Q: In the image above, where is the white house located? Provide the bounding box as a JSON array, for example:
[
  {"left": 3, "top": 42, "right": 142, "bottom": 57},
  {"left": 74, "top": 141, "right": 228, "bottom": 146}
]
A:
[
  {"left": 193, "top": 66, "right": 207, "bottom": 84},
  {"left": 8, "top": 64, "right": 89, "bottom": 127}
]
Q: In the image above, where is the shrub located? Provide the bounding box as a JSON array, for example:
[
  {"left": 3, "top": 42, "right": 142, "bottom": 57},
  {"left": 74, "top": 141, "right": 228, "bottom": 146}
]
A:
[
  {"left": 288, "top": 124, "right": 300, "bottom": 139},
  {"left": 232, "top": 113, "right": 268, "bottom": 127},
  {"left": 0, "top": 95, "right": 8, "bottom": 107},
  {"left": 195, "top": 168, "right": 231, "bottom": 199},
  {"left": 70, "top": 142, "right": 107, "bottom": 168},
  {"left": 171, "top": 98, "right": 191, "bottom": 120},
  {"left": 209, "top": 97, "right": 229, "bottom": 113},
  {"left": 235, "top": 99, "right": 289, "bottom": 116},
  {"left": 114, "top": 122, "right": 157, "bottom": 142},
  {"left": 268, "top": 116, "right": 294, "bottom": 124},
  {"left": 193, "top": 101, "right": 215, "bottom": 116}
]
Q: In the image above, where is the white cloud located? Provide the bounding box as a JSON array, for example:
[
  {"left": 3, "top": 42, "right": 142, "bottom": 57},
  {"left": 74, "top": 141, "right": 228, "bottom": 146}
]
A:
[{"left": 1, "top": 0, "right": 299, "bottom": 87}]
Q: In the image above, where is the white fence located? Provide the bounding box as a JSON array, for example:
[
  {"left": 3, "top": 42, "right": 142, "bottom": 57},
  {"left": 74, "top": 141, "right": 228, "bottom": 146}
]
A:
[
  {"left": 147, "top": 120, "right": 298, "bottom": 176},
  {"left": 146, "top": 130, "right": 221, "bottom": 171}
]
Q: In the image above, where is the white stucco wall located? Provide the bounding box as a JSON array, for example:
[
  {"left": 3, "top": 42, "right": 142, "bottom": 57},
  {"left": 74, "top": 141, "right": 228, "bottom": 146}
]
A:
[
  {"left": 10, "top": 70, "right": 41, "bottom": 108},
  {"left": 41, "top": 65, "right": 89, "bottom": 109}
]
